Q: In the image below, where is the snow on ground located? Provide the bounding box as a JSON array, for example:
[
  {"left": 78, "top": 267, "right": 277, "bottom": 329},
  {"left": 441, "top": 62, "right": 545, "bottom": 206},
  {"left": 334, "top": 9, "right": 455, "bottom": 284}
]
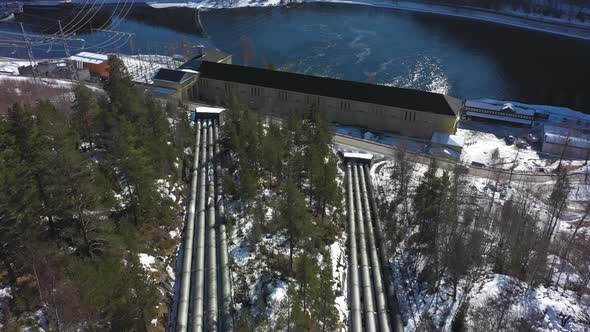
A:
[
  {"left": 0, "top": 54, "right": 177, "bottom": 88},
  {"left": 0, "top": 74, "right": 104, "bottom": 93},
  {"left": 157, "top": 178, "right": 181, "bottom": 204},
  {"left": 468, "top": 274, "right": 590, "bottom": 332},
  {"left": 118, "top": 54, "right": 181, "bottom": 84},
  {"left": 228, "top": 208, "right": 307, "bottom": 327},
  {"left": 0, "top": 285, "right": 12, "bottom": 329},
  {"left": 372, "top": 158, "right": 590, "bottom": 331},
  {"left": 258, "top": 279, "right": 288, "bottom": 322},
  {"left": 338, "top": 114, "right": 588, "bottom": 175},
  {"left": 330, "top": 238, "right": 348, "bottom": 325},
  {"left": 0, "top": 58, "right": 38, "bottom": 75},
  {"left": 32, "top": 309, "right": 49, "bottom": 331},
  {"left": 166, "top": 264, "right": 176, "bottom": 282},
  {"left": 336, "top": 125, "right": 427, "bottom": 152},
  {"left": 568, "top": 184, "right": 590, "bottom": 206},
  {"left": 148, "top": 0, "right": 590, "bottom": 40},
  {"left": 457, "top": 120, "right": 589, "bottom": 173},
  {"left": 139, "top": 253, "right": 159, "bottom": 272},
  {"left": 457, "top": 126, "right": 543, "bottom": 172},
  {"left": 169, "top": 228, "right": 180, "bottom": 239},
  {"left": 225, "top": 164, "right": 346, "bottom": 328}
]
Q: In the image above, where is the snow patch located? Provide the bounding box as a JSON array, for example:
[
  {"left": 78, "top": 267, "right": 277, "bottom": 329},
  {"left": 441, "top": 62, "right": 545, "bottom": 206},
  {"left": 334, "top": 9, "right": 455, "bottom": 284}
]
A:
[
  {"left": 337, "top": 125, "right": 427, "bottom": 152},
  {"left": 169, "top": 228, "right": 180, "bottom": 239},
  {"left": 0, "top": 285, "right": 12, "bottom": 328},
  {"left": 139, "top": 253, "right": 158, "bottom": 272}
]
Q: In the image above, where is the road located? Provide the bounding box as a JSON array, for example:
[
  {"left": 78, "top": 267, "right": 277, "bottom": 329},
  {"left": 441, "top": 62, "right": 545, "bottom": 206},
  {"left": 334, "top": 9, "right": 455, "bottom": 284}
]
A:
[{"left": 334, "top": 134, "right": 589, "bottom": 185}]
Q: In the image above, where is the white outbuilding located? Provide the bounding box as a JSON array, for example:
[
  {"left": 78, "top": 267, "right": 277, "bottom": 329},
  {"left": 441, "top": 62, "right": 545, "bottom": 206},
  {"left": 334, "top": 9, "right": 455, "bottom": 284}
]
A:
[
  {"left": 463, "top": 100, "right": 535, "bottom": 126},
  {"left": 428, "top": 132, "right": 464, "bottom": 160},
  {"left": 542, "top": 125, "right": 590, "bottom": 159}
]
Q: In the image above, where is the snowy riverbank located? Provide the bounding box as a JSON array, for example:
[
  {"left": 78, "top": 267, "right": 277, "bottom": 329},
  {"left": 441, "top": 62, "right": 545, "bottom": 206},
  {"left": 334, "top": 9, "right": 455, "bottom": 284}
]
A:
[{"left": 148, "top": 0, "right": 590, "bottom": 40}]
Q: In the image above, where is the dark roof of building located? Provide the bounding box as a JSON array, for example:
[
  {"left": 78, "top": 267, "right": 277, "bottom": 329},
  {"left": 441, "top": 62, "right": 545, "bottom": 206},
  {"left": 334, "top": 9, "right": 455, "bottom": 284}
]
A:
[
  {"left": 178, "top": 58, "right": 203, "bottom": 71},
  {"left": 153, "top": 68, "right": 195, "bottom": 84},
  {"left": 198, "top": 62, "right": 456, "bottom": 116},
  {"left": 201, "top": 48, "right": 231, "bottom": 63},
  {"left": 177, "top": 48, "right": 229, "bottom": 71}
]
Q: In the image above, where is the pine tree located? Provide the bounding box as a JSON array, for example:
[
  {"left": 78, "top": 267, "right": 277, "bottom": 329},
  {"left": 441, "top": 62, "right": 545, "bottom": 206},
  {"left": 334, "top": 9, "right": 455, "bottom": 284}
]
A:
[
  {"left": 1, "top": 104, "right": 43, "bottom": 229},
  {"left": 451, "top": 302, "right": 468, "bottom": 332},
  {"left": 104, "top": 55, "right": 139, "bottom": 117},
  {"left": 238, "top": 160, "right": 259, "bottom": 202},
  {"left": 296, "top": 252, "right": 317, "bottom": 323},
  {"left": 280, "top": 180, "right": 312, "bottom": 274},
  {"left": 72, "top": 85, "right": 101, "bottom": 149},
  {"left": 413, "top": 159, "right": 452, "bottom": 287},
  {"left": 260, "top": 120, "right": 285, "bottom": 188},
  {"left": 313, "top": 153, "right": 341, "bottom": 221},
  {"left": 288, "top": 283, "right": 312, "bottom": 330},
  {"left": 4, "top": 102, "right": 68, "bottom": 239},
  {"left": 312, "top": 255, "right": 341, "bottom": 331},
  {"left": 59, "top": 149, "right": 114, "bottom": 256},
  {"left": 543, "top": 168, "right": 571, "bottom": 241}
]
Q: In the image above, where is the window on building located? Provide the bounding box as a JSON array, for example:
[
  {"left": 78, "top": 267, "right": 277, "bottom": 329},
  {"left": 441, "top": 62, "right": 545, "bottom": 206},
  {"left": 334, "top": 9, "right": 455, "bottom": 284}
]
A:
[
  {"left": 340, "top": 101, "right": 351, "bottom": 111},
  {"left": 306, "top": 95, "right": 320, "bottom": 105},
  {"left": 200, "top": 79, "right": 209, "bottom": 88},
  {"left": 224, "top": 82, "right": 232, "bottom": 93},
  {"left": 278, "top": 90, "right": 288, "bottom": 101},
  {"left": 251, "top": 87, "right": 261, "bottom": 97},
  {"left": 405, "top": 111, "right": 417, "bottom": 121}
]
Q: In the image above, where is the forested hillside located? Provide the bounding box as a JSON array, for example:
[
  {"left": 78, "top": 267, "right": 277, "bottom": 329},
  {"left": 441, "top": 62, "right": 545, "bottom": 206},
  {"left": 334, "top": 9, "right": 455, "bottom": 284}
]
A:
[
  {"left": 0, "top": 57, "right": 193, "bottom": 330},
  {"left": 220, "top": 101, "right": 345, "bottom": 330},
  {"left": 2, "top": 53, "right": 589, "bottom": 331},
  {"left": 375, "top": 150, "right": 590, "bottom": 330}
]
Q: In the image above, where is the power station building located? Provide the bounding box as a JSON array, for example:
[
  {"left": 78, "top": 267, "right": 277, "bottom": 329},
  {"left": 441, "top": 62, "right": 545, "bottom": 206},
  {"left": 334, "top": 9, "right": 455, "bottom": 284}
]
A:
[
  {"left": 153, "top": 60, "right": 461, "bottom": 139},
  {"left": 151, "top": 48, "right": 231, "bottom": 101}
]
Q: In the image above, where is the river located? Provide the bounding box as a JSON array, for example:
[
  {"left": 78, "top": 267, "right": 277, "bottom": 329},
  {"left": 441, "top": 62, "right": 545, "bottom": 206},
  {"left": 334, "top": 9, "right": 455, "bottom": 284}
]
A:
[{"left": 1, "top": 3, "right": 589, "bottom": 111}]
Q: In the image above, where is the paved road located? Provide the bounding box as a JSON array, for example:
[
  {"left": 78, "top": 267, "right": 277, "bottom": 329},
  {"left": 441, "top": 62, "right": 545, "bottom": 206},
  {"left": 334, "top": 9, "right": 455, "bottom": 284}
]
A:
[{"left": 334, "top": 134, "right": 589, "bottom": 184}]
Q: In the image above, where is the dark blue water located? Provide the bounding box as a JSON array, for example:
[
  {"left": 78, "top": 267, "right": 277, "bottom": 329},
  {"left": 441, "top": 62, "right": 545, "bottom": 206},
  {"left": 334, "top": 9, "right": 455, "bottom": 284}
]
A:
[{"left": 2, "top": 3, "right": 589, "bottom": 111}]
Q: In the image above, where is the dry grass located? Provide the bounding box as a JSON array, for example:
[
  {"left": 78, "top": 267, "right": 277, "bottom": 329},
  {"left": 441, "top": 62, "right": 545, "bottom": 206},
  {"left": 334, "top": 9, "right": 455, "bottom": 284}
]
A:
[{"left": 0, "top": 78, "right": 73, "bottom": 114}]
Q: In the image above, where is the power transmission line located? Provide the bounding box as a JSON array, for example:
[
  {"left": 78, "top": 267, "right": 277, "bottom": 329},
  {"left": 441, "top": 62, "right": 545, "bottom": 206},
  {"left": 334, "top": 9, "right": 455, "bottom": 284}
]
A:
[
  {"left": 58, "top": 0, "right": 100, "bottom": 35},
  {"left": 0, "top": 0, "right": 136, "bottom": 56},
  {"left": 19, "top": 22, "right": 39, "bottom": 82}
]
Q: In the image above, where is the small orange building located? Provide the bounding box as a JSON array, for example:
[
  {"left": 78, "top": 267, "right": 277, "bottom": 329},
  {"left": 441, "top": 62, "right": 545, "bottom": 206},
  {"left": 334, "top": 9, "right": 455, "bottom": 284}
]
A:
[{"left": 70, "top": 52, "right": 110, "bottom": 78}]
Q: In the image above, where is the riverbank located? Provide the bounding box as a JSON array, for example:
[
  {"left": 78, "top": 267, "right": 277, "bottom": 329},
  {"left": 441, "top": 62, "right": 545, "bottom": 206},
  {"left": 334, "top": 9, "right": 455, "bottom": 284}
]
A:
[{"left": 148, "top": 0, "right": 590, "bottom": 40}]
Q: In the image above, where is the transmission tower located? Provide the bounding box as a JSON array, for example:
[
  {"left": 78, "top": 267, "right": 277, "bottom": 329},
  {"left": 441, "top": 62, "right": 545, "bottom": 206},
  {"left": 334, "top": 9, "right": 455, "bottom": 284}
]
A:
[{"left": 19, "top": 22, "right": 40, "bottom": 81}]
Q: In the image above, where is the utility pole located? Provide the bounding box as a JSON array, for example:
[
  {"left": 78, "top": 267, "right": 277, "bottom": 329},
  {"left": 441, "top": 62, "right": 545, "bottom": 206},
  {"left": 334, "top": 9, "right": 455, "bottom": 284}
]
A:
[
  {"left": 19, "top": 22, "right": 40, "bottom": 82},
  {"left": 557, "top": 133, "right": 571, "bottom": 171},
  {"left": 584, "top": 150, "right": 589, "bottom": 184},
  {"left": 58, "top": 21, "right": 71, "bottom": 58},
  {"left": 129, "top": 34, "right": 136, "bottom": 54},
  {"left": 508, "top": 148, "right": 520, "bottom": 187},
  {"left": 58, "top": 20, "right": 76, "bottom": 80}
]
